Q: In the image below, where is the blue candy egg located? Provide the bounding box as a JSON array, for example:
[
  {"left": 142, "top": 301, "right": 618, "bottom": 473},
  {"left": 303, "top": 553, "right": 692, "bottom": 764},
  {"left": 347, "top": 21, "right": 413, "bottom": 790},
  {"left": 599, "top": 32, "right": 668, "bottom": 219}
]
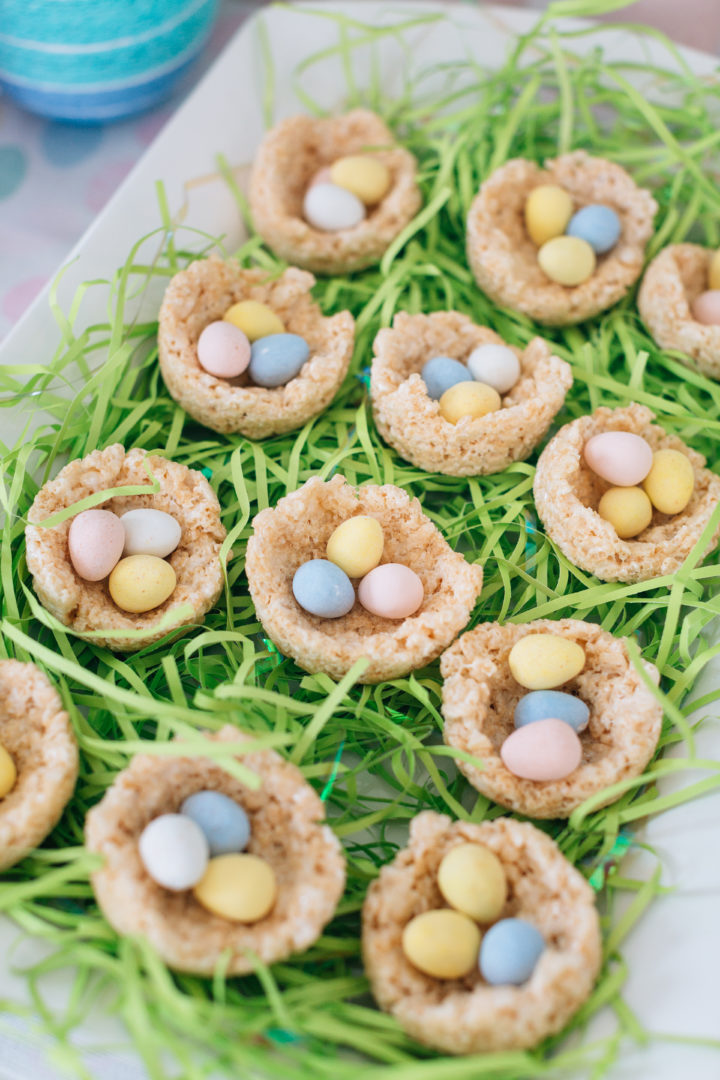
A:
[
  {"left": 566, "top": 204, "right": 621, "bottom": 255},
  {"left": 180, "top": 790, "right": 250, "bottom": 856},
  {"left": 249, "top": 333, "right": 310, "bottom": 388},
  {"left": 479, "top": 918, "right": 545, "bottom": 986},
  {"left": 421, "top": 356, "right": 473, "bottom": 401},
  {"left": 292, "top": 559, "right": 355, "bottom": 618},
  {"left": 514, "top": 690, "right": 589, "bottom": 733}
]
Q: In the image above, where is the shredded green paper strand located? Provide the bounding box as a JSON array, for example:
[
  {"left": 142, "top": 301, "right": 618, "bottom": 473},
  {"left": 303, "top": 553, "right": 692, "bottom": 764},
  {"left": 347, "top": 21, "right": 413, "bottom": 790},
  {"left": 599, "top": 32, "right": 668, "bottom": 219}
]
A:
[{"left": 1, "top": 1, "right": 720, "bottom": 1076}]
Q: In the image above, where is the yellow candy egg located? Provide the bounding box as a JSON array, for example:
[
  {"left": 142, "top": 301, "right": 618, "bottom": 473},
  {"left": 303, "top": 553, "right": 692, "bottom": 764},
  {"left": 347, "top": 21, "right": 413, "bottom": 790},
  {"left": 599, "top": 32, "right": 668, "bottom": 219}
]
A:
[
  {"left": 330, "top": 156, "right": 391, "bottom": 206},
  {"left": 642, "top": 449, "right": 695, "bottom": 516},
  {"left": 439, "top": 381, "right": 501, "bottom": 424},
  {"left": 193, "top": 853, "right": 277, "bottom": 923},
  {"left": 223, "top": 300, "right": 284, "bottom": 342},
  {"left": 509, "top": 634, "right": 585, "bottom": 690},
  {"left": 402, "top": 909, "right": 481, "bottom": 979},
  {"left": 437, "top": 843, "right": 507, "bottom": 923},
  {"left": 598, "top": 486, "right": 653, "bottom": 539},
  {"left": 525, "top": 184, "right": 573, "bottom": 247},
  {"left": 326, "top": 515, "right": 384, "bottom": 579},
  {"left": 709, "top": 248, "right": 720, "bottom": 291},
  {"left": 108, "top": 554, "right": 176, "bottom": 614},
  {"left": 0, "top": 744, "right": 17, "bottom": 798},
  {"left": 537, "top": 236, "right": 596, "bottom": 286}
]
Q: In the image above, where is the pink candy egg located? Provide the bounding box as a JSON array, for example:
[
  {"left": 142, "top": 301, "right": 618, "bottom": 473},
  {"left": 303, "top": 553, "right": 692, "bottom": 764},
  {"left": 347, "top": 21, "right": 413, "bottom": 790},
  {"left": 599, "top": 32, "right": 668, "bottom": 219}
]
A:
[
  {"left": 197, "top": 321, "right": 251, "bottom": 379},
  {"left": 583, "top": 431, "right": 653, "bottom": 486},
  {"left": 309, "top": 167, "right": 333, "bottom": 187},
  {"left": 68, "top": 509, "right": 125, "bottom": 582},
  {"left": 500, "top": 717, "right": 583, "bottom": 782},
  {"left": 358, "top": 563, "right": 424, "bottom": 619},
  {"left": 691, "top": 290, "right": 720, "bottom": 326}
]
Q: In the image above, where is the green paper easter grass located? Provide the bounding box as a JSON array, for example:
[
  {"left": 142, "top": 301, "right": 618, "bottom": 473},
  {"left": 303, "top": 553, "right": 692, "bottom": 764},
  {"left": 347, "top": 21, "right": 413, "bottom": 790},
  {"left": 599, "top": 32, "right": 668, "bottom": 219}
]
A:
[{"left": 1, "top": 2, "right": 720, "bottom": 1076}]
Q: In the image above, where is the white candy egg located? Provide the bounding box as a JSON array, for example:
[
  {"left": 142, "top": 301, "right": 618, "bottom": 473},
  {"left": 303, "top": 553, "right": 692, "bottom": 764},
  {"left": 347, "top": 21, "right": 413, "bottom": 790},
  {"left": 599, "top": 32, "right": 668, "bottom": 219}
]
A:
[
  {"left": 467, "top": 344, "right": 521, "bottom": 395},
  {"left": 138, "top": 814, "right": 209, "bottom": 891},
  {"left": 121, "top": 509, "right": 182, "bottom": 558},
  {"left": 303, "top": 182, "right": 366, "bottom": 232}
]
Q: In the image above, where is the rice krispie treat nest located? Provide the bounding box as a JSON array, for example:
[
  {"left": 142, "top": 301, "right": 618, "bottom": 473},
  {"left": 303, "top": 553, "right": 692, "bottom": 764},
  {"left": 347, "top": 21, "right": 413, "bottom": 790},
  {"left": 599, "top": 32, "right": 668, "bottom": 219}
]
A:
[
  {"left": 26, "top": 444, "right": 226, "bottom": 651},
  {"left": 0, "top": 661, "right": 78, "bottom": 870},
  {"left": 533, "top": 403, "right": 720, "bottom": 583},
  {"left": 370, "top": 311, "right": 572, "bottom": 475},
  {"left": 249, "top": 109, "right": 422, "bottom": 275},
  {"left": 638, "top": 243, "right": 720, "bottom": 380},
  {"left": 362, "top": 811, "right": 601, "bottom": 1054},
  {"left": 440, "top": 618, "right": 662, "bottom": 819},
  {"left": 466, "top": 151, "right": 657, "bottom": 326},
  {"left": 158, "top": 255, "right": 354, "bottom": 437},
  {"left": 85, "top": 726, "right": 345, "bottom": 974},
  {"left": 245, "top": 474, "right": 483, "bottom": 683}
]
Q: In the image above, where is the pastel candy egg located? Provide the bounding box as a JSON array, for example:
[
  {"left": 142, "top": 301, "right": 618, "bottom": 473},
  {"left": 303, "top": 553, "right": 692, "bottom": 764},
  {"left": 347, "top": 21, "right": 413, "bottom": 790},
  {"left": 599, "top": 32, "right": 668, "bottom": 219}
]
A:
[
  {"left": 479, "top": 918, "right": 544, "bottom": 986},
  {"left": 500, "top": 717, "right": 583, "bottom": 781},
  {"left": 402, "top": 909, "right": 481, "bottom": 979},
  {"left": 566, "top": 204, "right": 622, "bottom": 254},
  {"left": 358, "top": 563, "right": 424, "bottom": 620},
  {"left": 197, "top": 321, "right": 251, "bottom": 379},
  {"left": 292, "top": 559, "right": 355, "bottom": 618},
  {"left": 438, "top": 381, "right": 501, "bottom": 424},
  {"left": 583, "top": 431, "right": 653, "bottom": 486},
  {"left": 514, "top": 690, "right": 589, "bottom": 733},
  {"left": 642, "top": 449, "right": 694, "bottom": 515},
  {"left": 508, "top": 634, "right": 585, "bottom": 690},
  {"left": 68, "top": 509, "right": 125, "bottom": 582},
  {"left": 121, "top": 509, "right": 181, "bottom": 558},
  {"left": 0, "top": 744, "right": 17, "bottom": 798},
  {"left": 249, "top": 333, "right": 310, "bottom": 388},
  {"left": 326, "top": 516, "right": 384, "bottom": 578},
  {"left": 537, "top": 235, "right": 596, "bottom": 286},
  {"left": 223, "top": 300, "right": 284, "bottom": 342},
  {"left": 709, "top": 249, "right": 720, "bottom": 291},
  {"left": 303, "top": 182, "right": 366, "bottom": 232},
  {"left": 421, "top": 355, "right": 473, "bottom": 401},
  {"left": 330, "top": 155, "right": 391, "bottom": 205},
  {"left": 139, "top": 813, "right": 209, "bottom": 891},
  {"left": 598, "top": 486, "right": 652, "bottom": 539},
  {"left": 437, "top": 843, "right": 507, "bottom": 923},
  {"left": 525, "top": 185, "right": 573, "bottom": 247},
  {"left": 466, "top": 343, "right": 521, "bottom": 394},
  {"left": 181, "top": 790, "right": 250, "bottom": 856},
  {"left": 691, "top": 290, "right": 720, "bottom": 326},
  {"left": 108, "top": 554, "right": 176, "bottom": 613},
  {"left": 309, "top": 166, "right": 332, "bottom": 187},
  {"left": 193, "top": 853, "right": 277, "bottom": 923}
]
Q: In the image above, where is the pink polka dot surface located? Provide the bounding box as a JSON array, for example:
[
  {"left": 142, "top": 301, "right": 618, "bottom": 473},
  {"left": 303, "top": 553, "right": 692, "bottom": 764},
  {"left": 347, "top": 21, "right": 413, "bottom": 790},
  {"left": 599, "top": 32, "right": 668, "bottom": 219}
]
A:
[{"left": 197, "top": 321, "right": 251, "bottom": 379}]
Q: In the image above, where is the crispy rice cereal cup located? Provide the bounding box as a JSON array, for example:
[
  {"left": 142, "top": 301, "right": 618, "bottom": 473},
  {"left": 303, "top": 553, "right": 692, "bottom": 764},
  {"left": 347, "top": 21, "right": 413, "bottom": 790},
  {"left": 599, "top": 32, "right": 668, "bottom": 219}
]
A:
[
  {"left": 249, "top": 109, "right": 422, "bottom": 275},
  {"left": 85, "top": 726, "right": 345, "bottom": 975},
  {"left": 638, "top": 243, "right": 720, "bottom": 380},
  {"left": 362, "top": 811, "right": 601, "bottom": 1054},
  {"left": 440, "top": 619, "right": 662, "bottom": 819},
  {"left": 370, "top": 311, "right": 572, "bottom": 475},
  {"left": 26, "top": 444, "right": 226, "bottom": 652},
  {"left": 245, "top": 474, "right": 483, "bottom": 683},
  {"left": 467, "top": 151, "right": 657, "bottom": 326},
  {"left": 158, "top": 256, "right": 355, "bottom": 438},
  {"left": 0, "top": 661, "right": 78, "bottom": 870},
  {"left": 533, "top": 403, "right": 720, "bottom": 583}
]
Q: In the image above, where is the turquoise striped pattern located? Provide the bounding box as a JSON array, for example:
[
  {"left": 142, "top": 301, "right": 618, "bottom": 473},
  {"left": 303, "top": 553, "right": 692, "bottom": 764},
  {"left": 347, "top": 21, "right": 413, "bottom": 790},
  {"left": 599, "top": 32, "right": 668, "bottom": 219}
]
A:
[{"left": 0, "top": 0, "right": 219, "bottom": 121}]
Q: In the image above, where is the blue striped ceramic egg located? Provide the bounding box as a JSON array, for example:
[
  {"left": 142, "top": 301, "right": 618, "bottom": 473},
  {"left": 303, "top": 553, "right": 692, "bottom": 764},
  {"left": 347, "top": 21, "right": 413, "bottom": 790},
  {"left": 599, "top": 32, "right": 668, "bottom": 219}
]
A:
[{"left": 0, "top": 0, "right": 219, "bottom": 122}]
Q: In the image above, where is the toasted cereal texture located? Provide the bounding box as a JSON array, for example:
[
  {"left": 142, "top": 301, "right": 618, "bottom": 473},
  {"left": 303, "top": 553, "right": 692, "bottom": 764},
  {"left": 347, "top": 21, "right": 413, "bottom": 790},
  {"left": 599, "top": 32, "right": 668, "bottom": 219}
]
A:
[
  {"left": 362, "top": 811, "right": 601, "bottom": 1053},
  {"left": 466, "top": 152, "right": 657, "bottom": 326},
  {"left": 638, "top": 243, "right": 720, "bottom": 380},
  {"left": 249, "top": 109, "right": 422, "bottom": 275},
  {"left": 158, "top": 256, "right": 354, "bottom": 437},
  {"left": 533, "top": 403, "right": 720, "bottom": 583},
  {"left": 85, "top": 726, "right": 345, "bottom": 975},
  {"left": 440, "top": 619, "right": 662, "bottom": 819},
  {"left": 371, "top": 311, "right": 572, "bottom": 475},
  {"left": 245, "top": 475, "right": 484, "bottom": 683},
  {"left": 0, "top": 661, "right": 78, "bottom": 870},
  {"left": 25, "top": 444, "right": 226, "bottom": 651}
]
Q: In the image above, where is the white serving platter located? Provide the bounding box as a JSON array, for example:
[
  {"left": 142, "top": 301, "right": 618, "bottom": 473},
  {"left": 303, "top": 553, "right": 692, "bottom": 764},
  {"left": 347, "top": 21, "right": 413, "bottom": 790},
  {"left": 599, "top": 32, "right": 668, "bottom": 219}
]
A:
[{"left": 0, "top": 3, "right": 719, "bottom": 1077}]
